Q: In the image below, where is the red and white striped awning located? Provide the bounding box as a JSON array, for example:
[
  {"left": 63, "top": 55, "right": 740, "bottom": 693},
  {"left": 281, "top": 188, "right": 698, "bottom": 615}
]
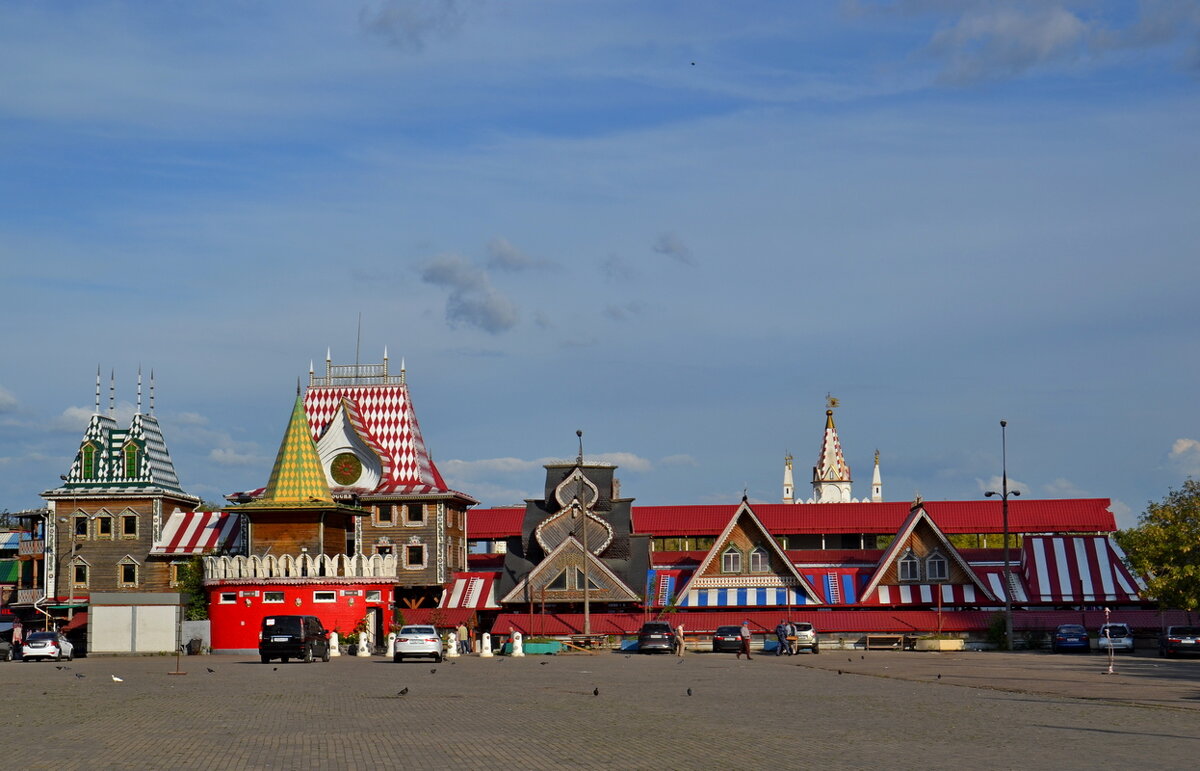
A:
[
  {"left": 1021, "top": 536, "right": 1143, "bottom": 603},
  {"left": 439, "top": 572, "right": 501, "bottom": 609},
  {"left": 151, "top": 510, "right": 241, "bottom": 556}
]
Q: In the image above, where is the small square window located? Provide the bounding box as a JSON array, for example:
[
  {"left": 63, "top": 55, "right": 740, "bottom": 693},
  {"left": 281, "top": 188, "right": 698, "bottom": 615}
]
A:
[
  {"left": 73, "top": 564, "right": 89, "bottom": 587},
  {"left": 404, "top": 504, "right": 425, "bottom": 526},
  {"left": 120, "top": 562, "right": 138, "bottom": 586},
  {"left": 74, "top": 516, "right": 89, "bottom": 538},
  {"left": 122, "top": 515, "right": 138, "bottom": 538},
  {"left": 313, "top": 591, "right": 336, "bottom": 603},
  {"left": 96, "top": 517, "right": 113, "bottom": 538},
  {"left": 219, "top": 592, "right": 237, "bottom": 604},
  {"left": 405, "top": 544, "right": 426, "bottom": 568},
  {"left": 366, "top": 590, "right": 382, "bottom": 602},
  {"left": 263, "top": 591, "right": 285, "bottom": 603},
  {"left": 377, "top": 505, "right": 395, "bottom": 526},
  {"left": 376, "top": 545, "right": 393, "bottom": 557}
]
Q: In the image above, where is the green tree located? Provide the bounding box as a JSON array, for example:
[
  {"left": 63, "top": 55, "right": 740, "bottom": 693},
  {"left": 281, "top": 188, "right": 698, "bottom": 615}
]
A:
[
  {"left": 176, "top": 555, "right": 210, "bottom": 620},
  {"left": 1117, "top": 479, "right": 1200, "bottom": 611}
]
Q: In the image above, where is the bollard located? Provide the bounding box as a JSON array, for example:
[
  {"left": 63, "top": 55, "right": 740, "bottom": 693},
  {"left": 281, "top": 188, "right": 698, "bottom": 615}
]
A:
[
  {"left": 328, "top": 631, "right": 341, "bottom": 657},
  {"left": 511, "top": 631, "right": 525, "bottom": 657},
  {"left": 446, "top": 635, "right": 460, "bottom": 658},
  {"left": 358, "top": 636, "right": 371, "bottom": 657},
  {"left": 387, "top": 632, "right": 397, "bottom": 657},
  {"left": 480, "top": 632, "right": 493, "bottom": 657}
]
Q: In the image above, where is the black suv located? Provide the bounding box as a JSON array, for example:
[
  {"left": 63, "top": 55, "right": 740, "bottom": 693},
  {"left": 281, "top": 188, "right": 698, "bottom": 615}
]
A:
[
  {"left": 637, "top": 622, "right": 677, "bottom": 654},
  {"left": 259, "top": 615, "right": 331, "bottom": 664}
]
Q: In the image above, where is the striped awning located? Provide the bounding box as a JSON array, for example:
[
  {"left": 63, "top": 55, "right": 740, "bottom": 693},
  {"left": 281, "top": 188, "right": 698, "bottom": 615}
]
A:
[
  {"left": 150, "top": 510, "right": 241, "bottom": 556},
  {"left": 439, "top": 573, "right": 501, "bottom": 609},
  {"left": 1021, "top": 535, "right": 1143, "bottom": 603},
  {"left": 675, "top": 586, "right": 810, "bottom": 608}
]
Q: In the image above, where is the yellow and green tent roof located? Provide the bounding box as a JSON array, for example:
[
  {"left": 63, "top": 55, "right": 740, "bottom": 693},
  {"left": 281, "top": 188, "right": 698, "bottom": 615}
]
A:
[{"left": 240, "top": 391, "right": 335, "bottom": 509}]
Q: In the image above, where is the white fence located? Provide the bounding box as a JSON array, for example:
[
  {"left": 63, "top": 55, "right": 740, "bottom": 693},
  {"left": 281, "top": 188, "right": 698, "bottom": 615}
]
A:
[{"left": 203, "top": 553, "right": 398, "bottom": 580}]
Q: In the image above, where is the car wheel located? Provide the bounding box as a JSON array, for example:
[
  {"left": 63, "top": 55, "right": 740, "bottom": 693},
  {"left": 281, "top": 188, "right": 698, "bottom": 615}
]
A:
[
  {"left": 812, "top": 644, "right": 819, "bottom": 655},
  {"left": 322, "top": 645, "right": 331, "bottom": 663},
  {"left": 393, "top": 654, "right": 404, "bottom": 663},
  {"left": 281, "top": 656, "right": 290, "bottom": 664},
  {"left": 435, "top": 653, "right": 443, "bottom": 663},
  {"left": 66, "top": 650, "right": 73, "bottom": 662},
  {"left": 261, "top": 655, "right": 271, "bottom": 664}
]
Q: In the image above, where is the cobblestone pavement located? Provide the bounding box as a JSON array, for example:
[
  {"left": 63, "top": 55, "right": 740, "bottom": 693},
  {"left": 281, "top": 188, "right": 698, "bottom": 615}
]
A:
[{"left": 6, "top": 648, "right": 1198, "bottom": 769}]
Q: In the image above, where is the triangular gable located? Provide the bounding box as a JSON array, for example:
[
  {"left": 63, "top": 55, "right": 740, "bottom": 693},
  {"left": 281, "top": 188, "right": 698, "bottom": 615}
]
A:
[
  {"left": 673, "top": 500, "right": 822, "bottom": 604},
  {"left": 861, "top": 502, "right": 996, "bottom": 603},
  {"left": 1021, "top": 535, "right": 1145, "bottom": 603},
  {"left": 500, "top": 535, "right": 639, "bottom": 604},
  {"left": 313, "top": 398, "right": 391, "bottom": 491}
]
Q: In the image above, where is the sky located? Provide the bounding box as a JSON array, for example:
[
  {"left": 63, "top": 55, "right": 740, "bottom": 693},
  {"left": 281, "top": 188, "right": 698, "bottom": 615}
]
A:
[{"left": 2, "top": 1, "right": 1199, "bottom": 529}]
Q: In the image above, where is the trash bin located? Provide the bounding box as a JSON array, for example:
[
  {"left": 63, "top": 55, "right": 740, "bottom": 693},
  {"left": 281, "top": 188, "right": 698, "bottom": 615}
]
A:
[{"left": 186, "top": 638, "right": 202, "bottom": 655}]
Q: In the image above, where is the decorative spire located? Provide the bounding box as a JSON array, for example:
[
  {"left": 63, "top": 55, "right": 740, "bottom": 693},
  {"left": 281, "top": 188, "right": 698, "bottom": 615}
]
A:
[
  {"left": 149, "top": 369, "right": 156, "bottom": 414},
  {"left": 812, "top": 404, "right": 853, "bottom": 503},
  {"left": 576, "top": 429, "right": 584, "bottom": 466},
  {"left": 244, "top": 391, "right": 334, "bottom": 507},
  {"left": 782, "top": 453, "right": 794, "bottom": 504},
  {"left": 400, "top": 357, "right": 406, "bottom": 385},
  {"left": 94, "top": 366, "right": 101, "bottom": 414},
  {"left": 871, "top": 449, "right": 882, "bottom": 503},
  {"left": 136, "top": 366, "right": 143, "bottom": 414},
  {"left": 109, "top": 369, "right": 115, "bottom": 414}
]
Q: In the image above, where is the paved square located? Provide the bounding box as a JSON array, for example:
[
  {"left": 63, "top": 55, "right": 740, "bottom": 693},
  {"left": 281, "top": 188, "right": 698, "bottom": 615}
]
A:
[{"left": 7, "top": 649, "right": 1198, "bottom": 769}]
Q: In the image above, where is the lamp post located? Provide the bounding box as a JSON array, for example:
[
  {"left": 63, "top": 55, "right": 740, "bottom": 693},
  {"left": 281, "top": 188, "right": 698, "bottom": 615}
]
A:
[{"left": 985, "top": 420, "right": 1020, "bottom": 651}]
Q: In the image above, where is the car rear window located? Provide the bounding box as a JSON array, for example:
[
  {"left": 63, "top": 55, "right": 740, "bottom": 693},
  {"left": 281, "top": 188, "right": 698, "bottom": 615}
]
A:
[
  {"left": 1103, "top": 625, "right": 1130, "bottom": 634},
  {"left": 640, "top": 624, "right": 672, "bottom": 633},
  {"left": 794, "top": 623, "right": 813, "bottom": 632},
  {"left": 1171, "top": 627, "right": 1200, "bottom": 636},
  {"left": 401, "top": 626, "right": 435, "bottom": 635},
  {"left": 715, "top": 626, "right": 741, "bottom": 635},
  {"left": 263, "top": 617, "right": 301, "bottom": 634},
  {"left": 27, "top": 632, "right": 57, "bottom": 641}
]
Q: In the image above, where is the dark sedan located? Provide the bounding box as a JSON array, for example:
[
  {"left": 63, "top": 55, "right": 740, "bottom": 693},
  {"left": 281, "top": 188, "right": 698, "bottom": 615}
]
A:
[
  {"left": 1051, "top": 624, "right": 1089, "bottom": 653},
  {"left": 637, "top": 622, "right": 677, "bottom": 654},
  {"left": 1160, "top": 626, "right": 1200, "bottom": 658},
  {"left": 712, "top": 625, "right": 744, "bottom": 653}
]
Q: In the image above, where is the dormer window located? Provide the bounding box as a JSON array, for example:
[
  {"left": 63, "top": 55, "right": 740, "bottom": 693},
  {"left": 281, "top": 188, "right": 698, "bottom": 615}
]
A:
[
  {"left": 749, "top": 546, "right": 770, "bottom": 573},
  {"left": 926, "top": 552, "right": 948, "bottom": 582},
  {"left": 81, "top": 444, "right": 96, "bottom": 479},
  {"left": 898, "top": 550, "right": 920, "bottom": 582},
  {"left": 123, "top": 442, "right": 140, "bottom": 478},
  {"left": 721, "top": 546, "right": 742, "bottom": 574}
]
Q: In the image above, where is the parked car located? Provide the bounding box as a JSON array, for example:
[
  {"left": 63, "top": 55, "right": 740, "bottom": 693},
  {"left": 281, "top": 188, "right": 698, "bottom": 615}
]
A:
[
  {"left": 712, "top": 625, "right": 744, "bottom": 653},
  {"left": 637, "top": 622, "right": 677, "bottom": 654},
  {"left": 1096, "top": 623, "right": 1134, "bottom": 654},
  {"left": 1159, "top": 626, "right": 1200, "bottom": 658},
  {"left": 791, "top": 622, "right": 820, "bottom": 654},
  {"left": 393, "top": 625, "right": 443, "bottom": 663},
  {"left": 1051, "top": 624, "right": 1089, "bottom": 653},
  {"left": 22, "top": 631, "right": 74, "bottom": 662},
  {"left": 259, "top": 615, "right": 331, "bottom": 664}
]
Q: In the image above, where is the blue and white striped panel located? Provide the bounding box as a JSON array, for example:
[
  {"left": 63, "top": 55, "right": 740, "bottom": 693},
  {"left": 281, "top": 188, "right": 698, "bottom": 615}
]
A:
[{"left": 679, "top": 587, "right": 806, "bottom": 607}]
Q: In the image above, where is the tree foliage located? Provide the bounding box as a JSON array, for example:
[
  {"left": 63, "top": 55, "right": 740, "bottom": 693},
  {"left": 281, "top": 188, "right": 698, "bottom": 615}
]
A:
[
  {"left": 1117, "top": 479, "right": 1200, "bottom": 611},
  {"left": 176, "top": 555, "right": 209, "bottom": 621}
]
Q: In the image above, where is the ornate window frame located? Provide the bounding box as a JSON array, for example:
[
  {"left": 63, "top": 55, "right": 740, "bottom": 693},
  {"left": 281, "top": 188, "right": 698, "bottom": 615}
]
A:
[
  {"left": 117, "top": 555, "right": 141, "bottom": 588},
  {"left": 404, "top": 542, "right": 427, "bottom": 570},
  {"left": 926, "top": 551, "right": 948, "bottom": 582},
  {"left": 749, "top": 546, "right": 770, "bottom": 573},
  {"left": 721, "top": 546, "right": 743, "bottom": 574},
  {"left": 898, "top": 549, "right": 920, "bottom": 582}
]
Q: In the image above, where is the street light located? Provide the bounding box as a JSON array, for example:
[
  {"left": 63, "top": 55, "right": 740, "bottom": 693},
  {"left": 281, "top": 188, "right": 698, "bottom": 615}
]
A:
[{"left": 985, "top": 420, "right": 1020, "bottom": 651}]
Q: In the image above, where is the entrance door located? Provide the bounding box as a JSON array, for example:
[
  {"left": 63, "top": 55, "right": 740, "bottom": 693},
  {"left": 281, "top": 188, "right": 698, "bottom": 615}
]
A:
[{"left": 365, "top": 607, "right": 379, "bottom": 650}]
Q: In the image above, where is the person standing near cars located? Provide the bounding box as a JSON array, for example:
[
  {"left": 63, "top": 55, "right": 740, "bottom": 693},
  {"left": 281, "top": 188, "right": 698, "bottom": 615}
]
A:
[
  {"left": 775, "top": 620, "right": 789, "bottom": 656},
  {"left": 737, "top": 620, "right": 753, "bottom": 660},
  {"left": 456, "top": 623, "right": 469, "bottom": 655},
  {"left": 674, "top": 624, "right": 686, "bottom": 657},
  {"left": 786, "top": 620, "right": 797, "bottom": 655}
]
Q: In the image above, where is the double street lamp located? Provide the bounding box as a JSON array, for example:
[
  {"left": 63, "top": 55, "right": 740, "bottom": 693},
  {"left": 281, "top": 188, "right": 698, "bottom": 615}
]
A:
[{"left": 984, "top": 420, "right": 1020, "bottom": 650}]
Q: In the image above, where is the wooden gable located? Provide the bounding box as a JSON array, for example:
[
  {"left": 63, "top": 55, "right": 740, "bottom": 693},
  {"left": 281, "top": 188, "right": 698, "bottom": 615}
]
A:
[{"left": 500, "top": 536, "right": 639, "bottom": 604}]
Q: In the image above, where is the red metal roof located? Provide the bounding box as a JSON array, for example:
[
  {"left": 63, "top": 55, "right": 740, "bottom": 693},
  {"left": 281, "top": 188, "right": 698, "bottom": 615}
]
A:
[
  {"left": 632, "top": 499, "right": 1115, "bottom": 536},
  {"left": 467, "top": 553, "right": 506, "bottom": 570},
  {"left": 467, "top": 508, "right": 525, "bottom": 539}
]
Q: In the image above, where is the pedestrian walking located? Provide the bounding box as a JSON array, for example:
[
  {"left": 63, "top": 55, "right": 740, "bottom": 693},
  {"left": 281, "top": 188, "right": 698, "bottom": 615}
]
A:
[
  {"left": 675, "top": 624, "right": 686, "bottom": 657},
  {"left": 737, "top": 620, "right": 753, "bottom": 660},
  {"left": 775, "top": 619, "right": 789, "bottom": 656}
]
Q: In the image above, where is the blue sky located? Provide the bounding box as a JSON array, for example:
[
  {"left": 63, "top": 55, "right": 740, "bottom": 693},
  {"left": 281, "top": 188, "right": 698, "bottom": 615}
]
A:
[{"left": 2, "top": 1, "right": 1199, "bottom": 528}]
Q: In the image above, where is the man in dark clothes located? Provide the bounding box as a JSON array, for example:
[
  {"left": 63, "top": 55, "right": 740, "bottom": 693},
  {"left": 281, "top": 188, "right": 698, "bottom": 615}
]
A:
[{"left": 775, "top": 619, "right": 790, "bottom": 656}]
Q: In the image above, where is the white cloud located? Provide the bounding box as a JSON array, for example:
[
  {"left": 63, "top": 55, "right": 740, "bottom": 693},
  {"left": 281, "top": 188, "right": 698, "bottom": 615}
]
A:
[
  {"left": 1169, "top": 437, "right": 1200, "bottom": 476},
  {"left": 486, "top": 237, "right": 551, "bottom": 272},
  {"left": 0, "top": 386, "right": 18, "bottom": 413},
  {"left": 209, "top": 447, "right": 270, "bottom": 466},
  {"left": 420, "top": 253, "right": 519, "bottom": 334},
  {"left": 1041, "top": 477, "right": 1087, "bottom": 498},
  {"left": 48, "top": 406, "right": 94, "bottom": 433},
  {"left": 661, "top": 454, "right": 699, "bottom": 467},
  {"left": 976, "top": 475, "right": 1030, "bottom": 496},
  {"left": 652, "top": 232, "right": 695, "bottom": 265},
  {"left": 1109, "top": 499, "right": 1135, "bottom": 530}
]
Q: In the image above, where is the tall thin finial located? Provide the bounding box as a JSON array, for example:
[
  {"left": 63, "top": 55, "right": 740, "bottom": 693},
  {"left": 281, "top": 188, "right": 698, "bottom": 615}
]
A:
[
  {"left": 95, "top": 366, "right": 102, "bottom": 413},
  {"left": 355, "top": 312, "right": 362, "bottom": 371},
  {"left": 136, "top": 366, "right": 143, "bottom": 413},
  {"left": 400, "top": 357, "right": 406, "bottom": 385},
  {"left": 576, "top": 429, "right": 584, "bottom": 465},
  {"left": 825, "top": 392, "right": 840, "bottom": 409},
  {"left": 109, "top": 369, "right": 115, "bottom": 414},
  {"left": 149, "top": 369, "right": 156, "bottom": 414},
  {"left": 296, "top": 377, "right": 302, "bottom": 396}
]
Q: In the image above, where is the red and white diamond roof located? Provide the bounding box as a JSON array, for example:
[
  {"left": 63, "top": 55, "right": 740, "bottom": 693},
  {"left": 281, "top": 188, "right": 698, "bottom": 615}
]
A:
[{"left": 304, "top": 381, "right": 450, "bottom": 496}]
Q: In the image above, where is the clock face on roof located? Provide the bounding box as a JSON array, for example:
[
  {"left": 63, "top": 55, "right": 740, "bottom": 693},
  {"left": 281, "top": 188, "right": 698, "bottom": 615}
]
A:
[{"left": 330, "top": 452, "right": 363, "bottom": 485}]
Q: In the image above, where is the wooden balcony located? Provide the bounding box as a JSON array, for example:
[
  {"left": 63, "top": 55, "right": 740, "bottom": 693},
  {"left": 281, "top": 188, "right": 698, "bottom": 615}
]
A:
[
  {"left": 17, "top": 588, "right": 44, "bottom": 605},
  {"left": 18, "top": 538, "right": 45, "bottom": 557}
]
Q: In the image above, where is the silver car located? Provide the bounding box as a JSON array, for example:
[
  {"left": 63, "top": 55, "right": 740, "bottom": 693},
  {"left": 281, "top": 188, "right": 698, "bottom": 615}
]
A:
[
  {"left": 1097, "top": 623, "right": 1134, "bottom": 653},
  {"left": 791, "top": 622, "right": 820, "bottom": 654},
  {"left": 392, "top": 625, "right": 443, "bottom": 663},
  {"left": 22, "top": 631, "right": 74, "bottom": 662}
]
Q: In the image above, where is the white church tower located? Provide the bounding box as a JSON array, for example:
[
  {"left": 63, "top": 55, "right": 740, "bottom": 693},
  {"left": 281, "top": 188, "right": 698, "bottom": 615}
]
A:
[
  {"left": 782, "top": 454, "right": 794, "bottom": 504},
  {"left": 784, "top": 399, "right": 883, "bottom": 504}
]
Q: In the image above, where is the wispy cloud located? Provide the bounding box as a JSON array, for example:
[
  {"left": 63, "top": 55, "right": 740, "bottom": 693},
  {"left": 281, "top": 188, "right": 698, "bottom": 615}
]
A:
[
  {"left": 1169, "top": 437, "right": 1200, "bottom": 476},
  {"left": 0, "top": 386, "right": 17, "bottom": 413},
  {"left": 652, "top": 232, "right": 695, "bottom": 265},
  {"left": 599, "top": 254, "right": 636, "bottom": 282},
  {"left": 486, "top": 236, "right": 552, "bottom": 272},
  {"left": 604, "top": 301, "right": 644, "bottom": 322},
  {"left": 419, "top": 253, "right": 519, "bottom": 334},
  {"left": 661, "top": 454, "right": 699, "bottom": 467},
  {"left": 976, "top": 475, "right": 1030, "bottom": 495},
  {"left": 359, "top": 0, "right": 468, "bottom": 53}
]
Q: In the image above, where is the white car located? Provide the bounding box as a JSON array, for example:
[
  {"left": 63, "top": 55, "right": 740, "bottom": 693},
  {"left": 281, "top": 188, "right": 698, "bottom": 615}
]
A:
[
  {"left": 1097, "top": 623, "right": 1134, "bottom": 653},
  {"left": 392, "top": 625, "right": 443, "bottom": 663},
  {"left": 22, "top": 632, "right": 74, "bottom": 662}
]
